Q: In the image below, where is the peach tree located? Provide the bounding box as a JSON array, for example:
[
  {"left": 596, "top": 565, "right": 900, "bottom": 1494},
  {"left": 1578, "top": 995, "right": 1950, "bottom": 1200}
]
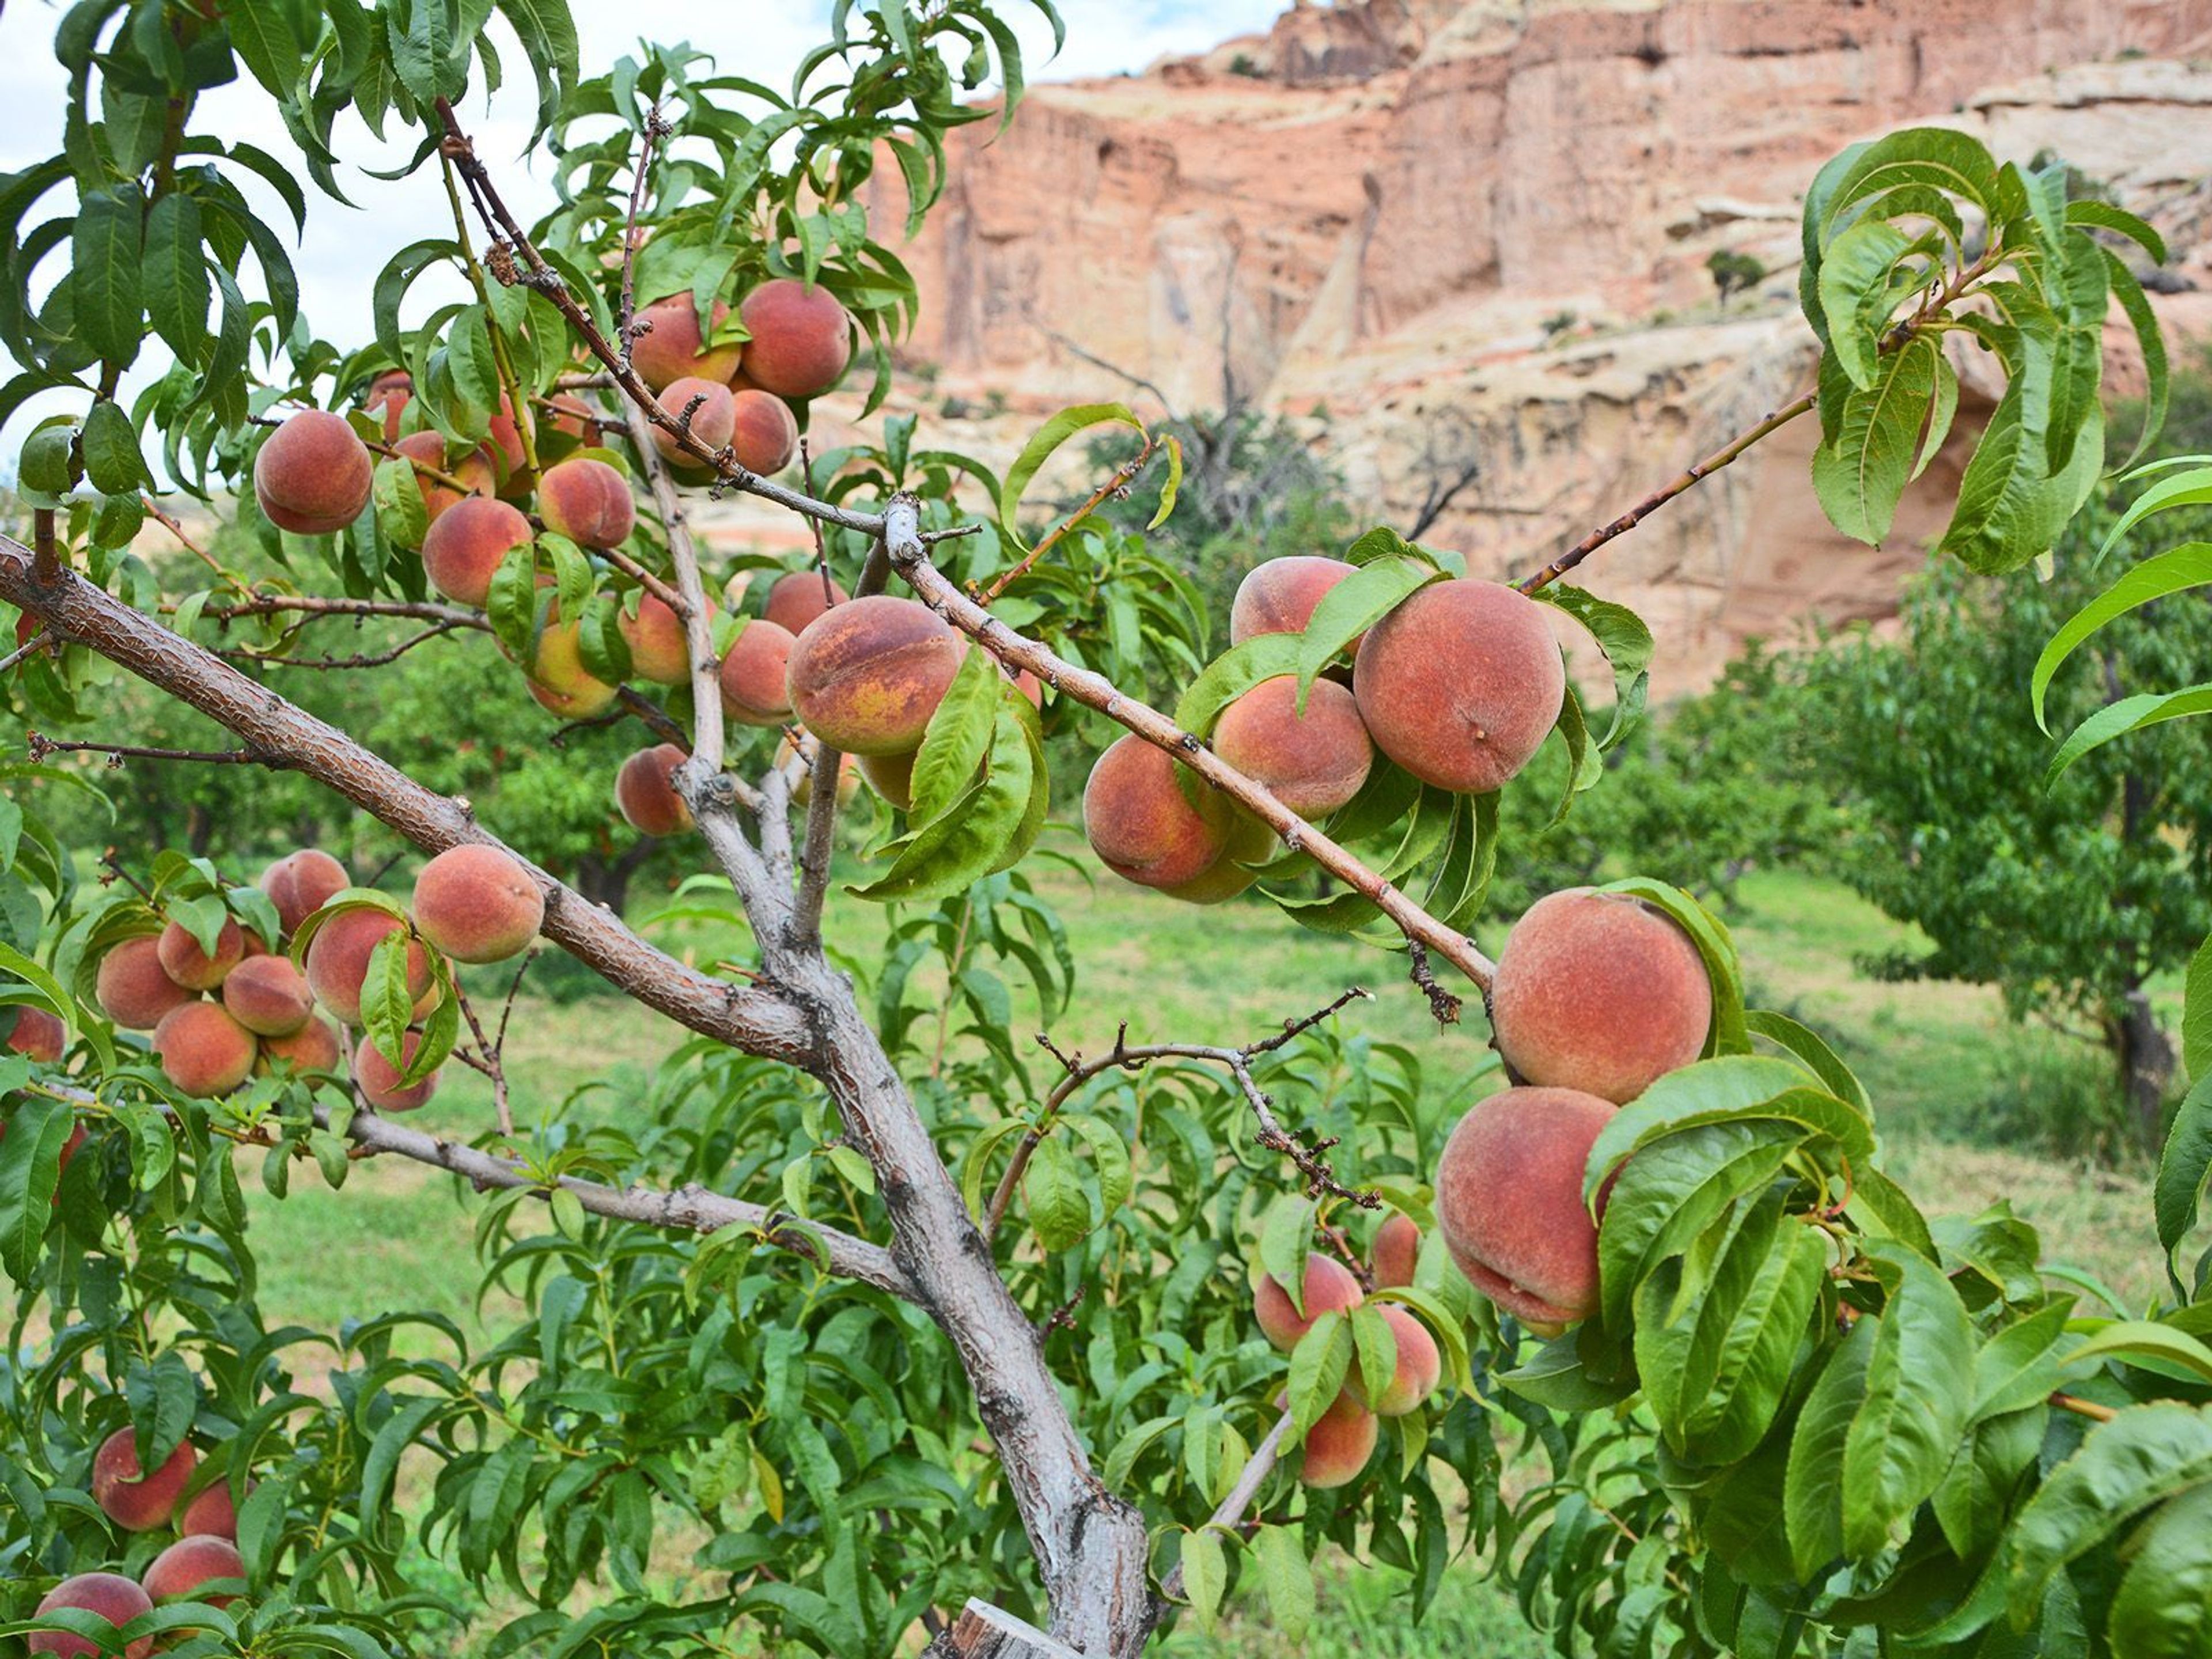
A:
[{"left": 3, "top": 5, "right": 2211, "bottom": 1657}]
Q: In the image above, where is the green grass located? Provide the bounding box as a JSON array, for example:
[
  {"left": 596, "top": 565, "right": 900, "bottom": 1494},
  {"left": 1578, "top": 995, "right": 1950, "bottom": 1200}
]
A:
[{"left": 225, "top": 858, "right": 2179, "bottom": 1652}]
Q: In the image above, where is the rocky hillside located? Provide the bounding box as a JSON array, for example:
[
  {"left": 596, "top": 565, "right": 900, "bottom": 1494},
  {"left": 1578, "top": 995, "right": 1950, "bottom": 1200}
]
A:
[{"left": 832, "top": 0, "right": 2212, "bottom": 691}]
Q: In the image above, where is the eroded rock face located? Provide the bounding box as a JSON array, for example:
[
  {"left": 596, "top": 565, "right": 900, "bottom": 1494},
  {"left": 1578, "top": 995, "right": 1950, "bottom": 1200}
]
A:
[{"left": 857, "top": 1, "right": 2212, "bottom": 690}]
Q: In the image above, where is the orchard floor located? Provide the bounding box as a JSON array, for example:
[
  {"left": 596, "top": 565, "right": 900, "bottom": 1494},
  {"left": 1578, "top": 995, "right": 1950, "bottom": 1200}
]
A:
[{"left": 233, "top": 860, "right": 2184, "bottom": 1655}]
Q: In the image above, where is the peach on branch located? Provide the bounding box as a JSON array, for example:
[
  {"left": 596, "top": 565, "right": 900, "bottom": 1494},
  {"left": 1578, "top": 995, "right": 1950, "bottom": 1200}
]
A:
[
  {"left": 1370, "top": 1213, "right": 1420, "bottom": 1289},
  {"left": 718, "top": 618, "right": 797, "bottom": 727},
  {"left": 631, "top": 293, "right": 741, "bottom": 391},
  {"left": 1353, "top": 578, "right": 1564, "bottom": 794},
  {"left": 617, "top": 592, "right": 690, "bottom": 684},
  {"left": 857, "top": 747, "right": 916, "bottom": 811},
  {"left": 1229, "top": 556, "right": 1355, "bottom": 646},
  {"left": 92, "top": 1426, "right": 198, "bottom": 1532},
  {"left": 303, "top": 910, "right": 432, "bottom": 1026},
  {"left": 354, "top": 1029, "right": 439, "bottom": 1112},
  {"left": 421, "top": 496, "right": 532, "bottom": 609},
  {"left": 729, "top": 389, "right": 798, "bottom": 475},
  {"left": 524, "top": 613, "right": 622, "bottom": 719},
  {"left": 1082, "top": 736, "right": 1260, "bottom": 902},
  {"left": 1488, "top": 888, "right": 1713, "bottom": 1104},
  {"left": 1351, "top": 1304, "right": 1442, "bottom": 1417},
  {"left": 141, "top": 1535, "right": 246, "bottom": 1607},
  {"left": 252, "top": 410, "right": 372, "bottom": 536},
  {"left": 544, "top": 393, "right": 602, "bottom": 446},
  {"left": 651, "top": 376, "right": 737, "bottom": 466},
  {"left": 1209, "top": 675, "right": 1373, "bottom": 819},
  {"left": 152, "top": 1003, "right": 258, "bottom": 1097},
  {"left": 94, "top": 937, "right": 193, "bottom": 1030},
  {"left": 616, "top": 744, "right": 694, "bottom": 837},
  {"left": 177, "top": 1479, "right": 242, "bottom": 1541},
  {"left": 411, "top": 844, "right": 542, "bottom": 964},
  {"left": 737, "top": 278, "right": 853, "bottom": 399},
  {"left": 219, "top": 955, "right": 313, "bottom": 1037},
  {"left": 29, "top": 1573, "right": 154, "bottom": 1659},
  {"left": 5, "top": 1006, "right": 65, "bottom": 1062},
  {"left": 1434, "top": 1086, "right": 1616, "bottom": 1327},
  {"left": 536, "top": 457, "right": 635, "bottom": 551},
  {"left": 785, "top": 596, "right": 962, "bottom": 755},
  {"left": 763, "top": 570, "right": 847, "bottom": 636},
  {"left": 365, "top": 369, "right": 411, "bottom": 441},
  {"left": 1253, "top": 1252, "right": 1364, "bottom": 1352},
  {"left": 259, "top": 1015, "right": 341, "bottom": 1077},
  {"left": 392, "top": 430, "right": 493, "bottom": 530},
  {"left": 156, "top": 916, "right": 244, "bottom": 991},
  {"left": 1298, "top": 1391, "right": 1379, "bottom": 1490},
  {"left": 259, "top": 849, "right": 350, "bottom": 937}
]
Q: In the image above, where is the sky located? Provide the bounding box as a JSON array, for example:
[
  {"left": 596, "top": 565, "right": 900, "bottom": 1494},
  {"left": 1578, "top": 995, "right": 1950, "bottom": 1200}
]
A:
[{"left": 0, "top": 0, "right": 1286, "bottom": 469}]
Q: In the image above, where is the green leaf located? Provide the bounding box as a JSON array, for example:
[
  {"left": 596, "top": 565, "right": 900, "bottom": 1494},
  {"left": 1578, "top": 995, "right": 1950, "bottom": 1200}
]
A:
[
  {"left": 907, "top": 647, "right": 1000, "bottom": 825},
  {"left": 1173, "top": 635, "right": 1304, "bottom": 741},
  {"left": 2031, "top": 543, "right": 2212, "bottom": 732},
  {"left": 1348, "top": 1301, "right": 1399, "bottom": 1414},
  {"left": 1597, "top": 1117, "right": 1804, "bottom": 1330},
  {"left": 1296, "top": 555, "right": 1440, "bottom": 697},
  {"left": 1022, "top": 1132, "right": 1090, "bottom": 1251},
  {"left": 1286, "top": 1312, "right": 1351, "bottom": 1437},
  {"left": 1812, "top": 332, "right": 1940, "bottom": 544},
  {"left": 1822, "top": 126, "right": 2001, "bottom": 233},
  {"left": 1785, "top": 1320, "right": 1875, "bottom": 1579},
  {"left": 2105, "top": 1480, "right": 2212, "bottom": 1659},
  {"left": 1971, "top": 1301, "right": 2072, "bottom": 1421},
  {"left": 2003, "top": 1403, "right": 2212, "bottom": 1627},
  {"left": 1594, "top": 877, "right": 1749, "bottom": 1056},
  {"left": 491, "top": 0, "right": 578, "bottom": 141},
  {"left": 2097, "top": 462, "right": 2212, "bottom": 567},
  {"left": 73, "top": 182, "right": 145, "bottom": 368},
  {"left": 142, "top": 193, "right": 209, "bottom": 361},
  {"left": 0, "top": 1093, "right": 72, "bottom": 1284},
  {"left": 373, "top": 456, "right": 429, "bottom": 553},
  {"left": 1840, "top": 1248, "right": 1975, "bottom": 1558},
  {"left": 2062, "top": 1320, "right": 2212, "bottom": 1387},
  {"left": 2157, "top": 1068, "right": 2212, "bottom": 1260},
  {"left": 996, "top": 403, "right": 1141, "bottom": 549},
  {"left": 1251, "top": 1525, "right": 1314, "bottom": 1643},
  {"left": 2046, "top": 681, "right": 2212, "bottom": 785},
  {"left": 224, "top": 0, "right": 304, "bottom": 99},
  {"left": 1676, "top": 1203, "right": 1827, "bottom": 1464},
  {"left": 849, "top": 707, "right": 1042, "bottom": 903},
  {"left": 1744, "top": 1009, "right": 1869, "bottom": 1114},
  {"left": 359, "top": 1395, "right": 446, "bottom": 1536},
  {"left": 124, "top": 1351, "right": 198, "bottom": 1470},
  {"left": 360, "top": 929, "right": 417, "bottom": 1070},
  {"left": 1258, "top": 1195, "right": 1318, "bottom": 1313},
  {"left": 1584, "top": 1056, "right": 1846, "bottom": 1199},
  {"left": 1180, "top": 1529, "right": 1226, "bottom": 1633},
  {"left": 1817, "top": 218, "right": 1915, "bottom": 389},
  {"left": 79, "top": 399, "right": 148, "bottom": 496},
  {"left": 2100, "top": 248, "right": 2168, "bottom": 474}
]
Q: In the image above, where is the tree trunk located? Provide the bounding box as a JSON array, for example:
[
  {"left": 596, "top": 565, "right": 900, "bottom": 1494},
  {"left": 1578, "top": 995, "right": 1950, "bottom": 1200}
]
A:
[{"left": 2112, "top": 987, "right": 2175, "bottom": 1146}]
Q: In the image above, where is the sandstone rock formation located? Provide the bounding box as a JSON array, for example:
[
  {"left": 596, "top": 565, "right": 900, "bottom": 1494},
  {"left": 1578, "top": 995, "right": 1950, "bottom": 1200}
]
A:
[{"left": 832, "top": 0, "right": 2212, "bottom": 691}]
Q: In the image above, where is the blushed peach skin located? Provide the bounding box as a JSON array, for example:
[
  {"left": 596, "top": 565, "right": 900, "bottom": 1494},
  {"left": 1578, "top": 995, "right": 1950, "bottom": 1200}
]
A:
[
  {"left": 253, "top": 410, "right": 372, "bottom": 535},
  {"left": 1209, "top": 675, "right": 1373, "bottom": 819},
  {"left": 1229, "top": 555, "right": 1355, "bottom": 647},
  {"left": 785, "top": 596, "right": 961, "bottom": 756},
  {"left": 1434, "top": 1086, "right": 1616, "bottom": 1325},
  {"left": 1253, "top": 1253, "right": 1365, "bottom": 1351}
]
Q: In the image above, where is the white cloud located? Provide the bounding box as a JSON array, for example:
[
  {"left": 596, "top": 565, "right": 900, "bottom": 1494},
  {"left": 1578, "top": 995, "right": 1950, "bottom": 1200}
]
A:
[{"left": 0, "top": 0, "right": 1285, "bottom": 470}]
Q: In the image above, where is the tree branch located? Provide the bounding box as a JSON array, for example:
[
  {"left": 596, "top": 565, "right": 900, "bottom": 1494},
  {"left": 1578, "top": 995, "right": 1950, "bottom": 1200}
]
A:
[{"left": 1158, "top": 1408, "right": 1294, "bottom": 1603}]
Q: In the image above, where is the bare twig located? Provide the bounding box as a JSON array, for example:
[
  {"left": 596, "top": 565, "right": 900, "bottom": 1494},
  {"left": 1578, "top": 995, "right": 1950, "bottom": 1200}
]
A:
[
  {"left": 0, "top": 630, "right": 55, "bottom": 676},
  {"left": 978, "top": 435, "right": 1155, "bottom": 605},
  {"left": 142, "top": 496, "right": 253, "bottom": 596},
  {"left": 216, "top": 619, "right": 471, "bottom": 672},
  {"left": 28, "top": 732, "right": 281, "bottom": 768},
  {"left": 617, "top": 104, "right": 672, "bottom": 363},
  {"left": 1159, "top": 1409, "right": 1295, "bottom": 1602},
  {"left": 451, "top": 982, "right": 514, "bottom": 1136}
]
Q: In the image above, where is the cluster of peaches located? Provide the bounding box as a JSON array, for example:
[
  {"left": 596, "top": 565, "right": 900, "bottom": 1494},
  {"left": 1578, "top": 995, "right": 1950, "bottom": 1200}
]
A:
[
  {"left": 247, "top": 277, "right": 853, "bottom": 724},
  {"left": 26, "top": 1424, "right": 245, "bottom": 1657},
  {"left": 79, "top": 843, "right": 543, "bottom": 1110},
  {"left": 1082, "top": 556, "right": 1565, "bottom": 902}
]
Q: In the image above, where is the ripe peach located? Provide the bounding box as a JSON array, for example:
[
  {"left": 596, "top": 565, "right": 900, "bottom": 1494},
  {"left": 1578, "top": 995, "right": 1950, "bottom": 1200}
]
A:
[
  {"left": 1254, "top": 1253, "right": 1364, "bottom": 1352},
  {"left": 1353, "top": 578, "right": 1564, "bottom": 794},
  {"left": 92, "top": 1427, "right": 198, "bottom": 1532},
  {"left": 304, "top": 910, "right": 431, "bottom": 1027},
  {"left": 524, "top": 613, "right": 622, "bottom": 718},
  {"left": 220, "top": 955, "right": 313, "bottom": 1037},
  {"left": 785, "top": 595, "right": 962, "bottom": 756},
  {"left": 1298, "top": 1392, "right": 1378, "bottom": 1490},
  {"left": 616, "top": 745, "right": 694, "bottom": 837},
  {"left": 141, "top": 1535, "right": 245, "bottom": 1607},
  {"left": 1435, "top": 1086, "right": 1617, "bottom": 1326},
  {"left": 260, "top": 849, "right": 351, "bottom": 937},
  {"left": 618, "top": 593, "right": 690, "bottom": 684},
  {"left": 1229, "top": 556, "right": 1355, "bottom": 647},
  {"left": 365, "top": 370, "right": 411, "bottom": 442},
  {"left": 1082, "top": 736, "right": 1257, "bottom": 901},
  {"left": 1370, "top": 1213, "right": 1420, "bottom": 1289},
  {"left": 536, "top": 457, "right": 635, "bottom": 551},
  {"left": 411, "top": 845, "right": 542, "bottom": 964},
  {"left": 177, "top": 1479, "right": 242, "bottom": 1540},
  {"left": 718, "top": 618, "right": 796, "bottom": 727},
  {"left": 486, "top": 392, "right": 529, "bottom": 495},
  {"left": 631, "top": 293, "right": 741, "bottom": 391},
  {"left": 1489, "top": 888, "right": 1713, "bottom": 1104},
  {"left": 729, "top": 389, "right": 798, "bottom": 475},
  {"left": 421, "top": 496, "right": 532, "bottom": 608},
  {"left": 260, "top": 1015, "right": 340, "bottom": 1077},
  {"left": 737, "top": 279, "right": 853, "bottom": 399},
  {"left": 354, "top": 1029, "right": 438, "bottom": 1112},
  {"left": 393, "top": 430, "right": 493, "bottom": 531},
  {"left": 1210, "top": 675, "right": 1373, "bottom": 819},
  {"left": 763, "top": 570, "right": 847, "bottom": 636},
  {"left": 156, "top": 916, "right": 244, "bottom": 991},
  {"left": 545, "top": 393, "right": 601, "bottom": 446},
  {"left": 1351, "top": 1304, "right": 1442, "bottom": 1417},
  {"left": 652, "top": 376, "right": 737, "bottom": 467},
  {"left": 94, "top": 937, "right": 194, "bottom": 1030},
  {"left": 151, "top": 1003, "right": 258, "bottom": 1097},
  {"left": 857, "top": 748, "right": 916, "bottom": 810},
  {"left": 253, "top": 410, "right": 372, "bottom": 536},
  {"left": 30, "top": 1572, "right": 153, "bottom": 1658},
  {"left": 5, "top": 1006, "right": 65, "bottom": 1062}
]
